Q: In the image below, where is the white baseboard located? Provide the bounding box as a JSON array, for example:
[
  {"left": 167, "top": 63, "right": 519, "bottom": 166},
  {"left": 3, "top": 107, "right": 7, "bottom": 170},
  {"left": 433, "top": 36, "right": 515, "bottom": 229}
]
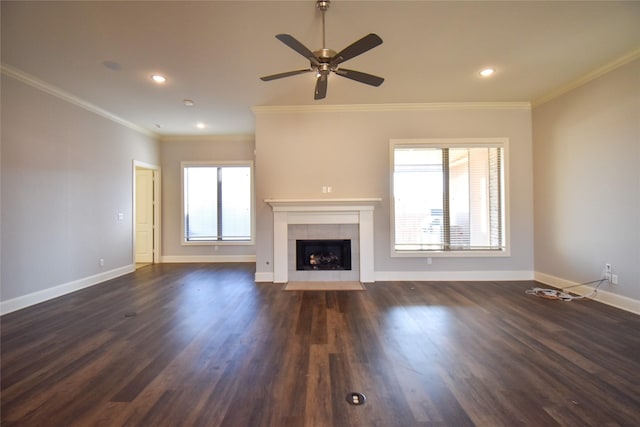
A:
[
  {"left": 375, "top": 270, "right": 534, "bottom": 282},
  {"left": 534, "top": 272, "right": 640, "bottom": 315},
  {"left": 160, "top": 255, "right": 256, "bottom": 263},
  {"left": 1, "top": 264, "right": 135, "bottom": 316},
  {"left": 255, "top": 271, "right": 275, "bottom": 282}
]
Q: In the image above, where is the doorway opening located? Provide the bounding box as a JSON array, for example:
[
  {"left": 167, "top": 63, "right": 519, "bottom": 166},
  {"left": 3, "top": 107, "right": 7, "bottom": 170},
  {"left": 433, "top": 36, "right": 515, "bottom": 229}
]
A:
[{"left": 133, "top": 161, "right": 161, "bottom": 267}]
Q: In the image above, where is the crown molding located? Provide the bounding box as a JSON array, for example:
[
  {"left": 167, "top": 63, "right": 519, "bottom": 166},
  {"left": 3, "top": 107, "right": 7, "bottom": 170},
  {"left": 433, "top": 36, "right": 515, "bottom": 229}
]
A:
[
  {"left": 160, "top": 134, "right": 255, "bottom": 143},
  {"left": 252, "top": 102, "right": 531, "bottom": 114},
  {"left": 1, "top": 63, "right": 157, "bottom": 138},
  {"left": 532, "top": 48, "right": 640, "bottom": 108}
]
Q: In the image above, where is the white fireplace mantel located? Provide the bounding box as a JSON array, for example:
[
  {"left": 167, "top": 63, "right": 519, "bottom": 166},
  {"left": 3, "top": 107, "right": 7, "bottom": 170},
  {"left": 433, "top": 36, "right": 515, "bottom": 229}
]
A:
[{"left": 265, "top": 198, "right": 381, "bottom": 283}]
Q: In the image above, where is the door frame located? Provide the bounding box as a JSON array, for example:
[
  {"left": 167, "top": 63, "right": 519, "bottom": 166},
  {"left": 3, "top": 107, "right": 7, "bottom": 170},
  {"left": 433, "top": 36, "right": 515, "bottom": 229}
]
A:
[{"left": 133, "top": 160, "right": 161, "bottom": 265}]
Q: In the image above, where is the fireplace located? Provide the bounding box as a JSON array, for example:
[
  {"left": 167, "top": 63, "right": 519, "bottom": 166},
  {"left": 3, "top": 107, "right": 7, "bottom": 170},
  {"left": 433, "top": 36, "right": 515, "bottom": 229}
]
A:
[
  {"left": 296, "top": 239, "right": 352, "bottom": 271},
  {"left": 265, "top": 198, "right": 381, "bottom": 283}
]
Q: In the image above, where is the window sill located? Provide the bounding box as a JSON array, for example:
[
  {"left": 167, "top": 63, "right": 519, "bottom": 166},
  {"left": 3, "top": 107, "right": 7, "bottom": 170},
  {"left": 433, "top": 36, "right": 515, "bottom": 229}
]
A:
[
  {"left": 182, "top": 240, "right": 254, "bottom": 246},
  {"left": 391, "top": 249, "right": 509, "bottom": 258}
]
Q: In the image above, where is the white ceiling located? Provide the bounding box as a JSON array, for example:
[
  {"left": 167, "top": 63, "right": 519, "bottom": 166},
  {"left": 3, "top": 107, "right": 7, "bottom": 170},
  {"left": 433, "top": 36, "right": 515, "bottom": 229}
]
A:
[{"left": 2, "top": 1, "right": 639, "bottom": 136}]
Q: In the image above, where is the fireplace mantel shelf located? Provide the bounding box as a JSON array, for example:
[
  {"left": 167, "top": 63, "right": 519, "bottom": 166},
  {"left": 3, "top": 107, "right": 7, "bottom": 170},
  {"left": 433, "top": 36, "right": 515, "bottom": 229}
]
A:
[{"left": 265, "top": 198, "right": 381, "bottom": 209}]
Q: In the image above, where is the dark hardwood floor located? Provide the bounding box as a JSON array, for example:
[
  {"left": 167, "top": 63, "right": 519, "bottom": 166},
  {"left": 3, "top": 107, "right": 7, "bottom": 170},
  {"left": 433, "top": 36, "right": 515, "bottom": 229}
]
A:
[{"left": 2, "top": 263, "right": 639, "bottom": 426}]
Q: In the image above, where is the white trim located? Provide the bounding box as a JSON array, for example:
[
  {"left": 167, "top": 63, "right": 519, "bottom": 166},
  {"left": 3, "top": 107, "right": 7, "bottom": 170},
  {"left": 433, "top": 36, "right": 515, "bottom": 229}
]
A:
[
  {"left": 153, "top": 169, "right": 162, "bottom": 264},
  {"left": 265, "top": 200, "right": 379, "bottom": 283},
  {"left": 0, "top": 265, "right": 135, "bottom": 315},
  {"left": 390, "top": 137, "right": 508, "bottom": 147},
  {"left": 391, "top": 250, "right": 510, "bottom": 258},
  {"left": 532, "top": 48, "right": 640, "bottom": 107},
  {"left": 375, "top": 270, "right": 534, "bottom": 282},
  {"left": 253, "top": 102, "right": 531, "bottom": 114},
  {"left": 180, "top": 240, "right": 255, "bottom": 247},
  {"left": 160, "top": 255, "right": 256, "bottom": 263},
  {"left": 534, "top": 272, "right": 640, "bottom": 315},
  {"left": 266, "top": 198, "right": 382, "bottom": 209},
  {"left": 181, "top": 160, "right": 255, "bottom": 246},
  {"left": 255, "top": 272, "right": 275, "bottom": 282},
  {"left": 160, "top": 134, "right": 254, "bottom": 143},
  {"left": 133, "top": 161, "right": 162, "bottom": 265},
  {"left": 1, "top": 63, "right": 157, "bottom": 138},
  {"left": 134, "top": 160, "right": 160, "bottom": 170},
  {"left": 389, "top": 138, "right": 510, "bottom": 258}
]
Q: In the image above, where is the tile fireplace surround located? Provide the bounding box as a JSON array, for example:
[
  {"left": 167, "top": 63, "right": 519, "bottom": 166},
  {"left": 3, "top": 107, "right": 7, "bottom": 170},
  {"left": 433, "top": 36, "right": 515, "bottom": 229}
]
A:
[{"left": 265, "top": 199, "right": 381, "bottom": 283}]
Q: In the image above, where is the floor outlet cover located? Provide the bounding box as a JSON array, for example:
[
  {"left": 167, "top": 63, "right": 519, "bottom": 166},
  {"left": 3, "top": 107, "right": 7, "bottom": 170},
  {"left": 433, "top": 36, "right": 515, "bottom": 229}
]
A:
[{"left": 346, "top": 392, "right": 366, "bottom": 406}]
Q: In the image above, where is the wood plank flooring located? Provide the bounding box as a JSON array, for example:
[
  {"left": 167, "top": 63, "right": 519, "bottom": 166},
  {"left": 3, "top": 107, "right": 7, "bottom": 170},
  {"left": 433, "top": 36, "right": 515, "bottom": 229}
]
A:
[{"left": 2, "top": 263, "right": 639, "bottom": 426}]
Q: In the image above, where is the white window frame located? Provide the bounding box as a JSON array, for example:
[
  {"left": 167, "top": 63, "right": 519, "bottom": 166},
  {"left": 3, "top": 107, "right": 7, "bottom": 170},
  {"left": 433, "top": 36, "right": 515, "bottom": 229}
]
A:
[
  {"left": 390, "top": 138, "right": 510, "bottom": 258},
  {"left": 181, "top": 160, "right": 255, "bottom": 246}
]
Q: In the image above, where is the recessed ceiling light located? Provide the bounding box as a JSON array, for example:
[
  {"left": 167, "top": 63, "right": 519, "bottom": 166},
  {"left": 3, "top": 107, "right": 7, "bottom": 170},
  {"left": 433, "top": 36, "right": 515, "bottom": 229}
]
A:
[
  {"left": 196, "top": 123, "right": 206, "bottom": 129},
  {"left": 479, "top": 68, "right": 495, "bottom": 77},
  {"left": 151, "top": 74, "right": 167, "bottom": 84},
  {"left": 183, "top": 99, "right": 195, "bottom": 107},
  {"left": 102, "top": 60, "right": 122, "bottom": 71}
]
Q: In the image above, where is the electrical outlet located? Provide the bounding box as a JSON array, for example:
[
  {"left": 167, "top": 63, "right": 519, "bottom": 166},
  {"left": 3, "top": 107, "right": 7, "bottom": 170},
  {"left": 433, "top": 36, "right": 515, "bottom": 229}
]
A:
[
  {"left": 604, "top": 263, "right": 612, "bottom": 282},
  {"left": 99, "top": 258, "right": 105, "bottom": 267},
  {"left": 611, "top": 274, "right": 618, "bottom": 285}
]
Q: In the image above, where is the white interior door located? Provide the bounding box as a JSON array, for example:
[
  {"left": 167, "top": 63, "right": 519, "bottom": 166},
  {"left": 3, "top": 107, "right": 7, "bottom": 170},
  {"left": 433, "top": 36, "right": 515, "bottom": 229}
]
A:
[{"left": 135, "top": 168, "right": 154, "bottom": 263}]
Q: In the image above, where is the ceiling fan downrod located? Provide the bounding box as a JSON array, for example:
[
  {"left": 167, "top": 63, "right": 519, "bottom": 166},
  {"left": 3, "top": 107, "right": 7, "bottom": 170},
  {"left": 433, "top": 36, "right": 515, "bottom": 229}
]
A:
[
  {"left": 314, "top": 0, "right": 335, "bottom": 70},
  {"left": 316, "top": 0, "right": 330, "bottom": 50}
]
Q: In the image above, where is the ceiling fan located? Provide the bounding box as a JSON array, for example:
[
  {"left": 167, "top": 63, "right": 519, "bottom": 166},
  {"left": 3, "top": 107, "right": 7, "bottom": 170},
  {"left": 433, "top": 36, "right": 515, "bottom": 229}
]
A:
[{"left": 260, "top": 0, "right": 384, "bottom": 100}]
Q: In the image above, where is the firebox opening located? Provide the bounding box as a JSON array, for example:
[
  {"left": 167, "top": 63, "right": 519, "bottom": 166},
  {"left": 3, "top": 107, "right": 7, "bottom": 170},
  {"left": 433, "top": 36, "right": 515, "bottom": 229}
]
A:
[{"left": 296, "top": 239, "right": 352, "bottom": 271}]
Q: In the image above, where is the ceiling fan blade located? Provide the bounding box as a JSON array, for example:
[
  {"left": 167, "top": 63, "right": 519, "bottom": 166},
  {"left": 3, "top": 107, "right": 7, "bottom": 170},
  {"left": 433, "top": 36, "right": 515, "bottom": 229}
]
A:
[
  {"left": 275, "top": 34, "right": 321, "bottom": 66},
  {"left": 314, "top": 73, "right": 328, "bottom": 100},
  {"left": 333, "top": 68, "right": 384, "bottom": 87},
  {"left": 260, "top": 69, "right": 313, "bottom": 81},
  {"left": 331, "top": 33, "right": 383, "bottom": 67}
]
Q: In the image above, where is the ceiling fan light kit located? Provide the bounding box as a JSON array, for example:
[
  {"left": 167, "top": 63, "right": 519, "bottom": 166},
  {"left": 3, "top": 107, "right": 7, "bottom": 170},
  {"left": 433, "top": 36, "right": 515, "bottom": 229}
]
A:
[{"left": 260, "top": 0, "right": 384, "bottom": 100}]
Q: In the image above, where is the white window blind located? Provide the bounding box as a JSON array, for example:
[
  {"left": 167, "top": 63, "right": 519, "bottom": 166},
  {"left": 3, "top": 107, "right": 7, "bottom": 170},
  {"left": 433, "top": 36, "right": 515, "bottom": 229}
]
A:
[{"left": 392, "top": 140, "right": 506, "bottom": 253}]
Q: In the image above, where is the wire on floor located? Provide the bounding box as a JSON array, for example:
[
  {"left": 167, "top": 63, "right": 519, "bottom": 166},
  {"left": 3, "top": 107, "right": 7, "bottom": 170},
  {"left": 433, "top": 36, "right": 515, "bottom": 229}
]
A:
[{"left": 525, "top": 279, "right": 606, "bottom": 302}]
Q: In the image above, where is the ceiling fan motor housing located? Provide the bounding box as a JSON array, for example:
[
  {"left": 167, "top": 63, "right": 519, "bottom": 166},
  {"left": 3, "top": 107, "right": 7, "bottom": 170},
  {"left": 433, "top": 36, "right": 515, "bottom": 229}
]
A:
[{"left": 314, "top": 48, "right": 337, "bottom": 62}]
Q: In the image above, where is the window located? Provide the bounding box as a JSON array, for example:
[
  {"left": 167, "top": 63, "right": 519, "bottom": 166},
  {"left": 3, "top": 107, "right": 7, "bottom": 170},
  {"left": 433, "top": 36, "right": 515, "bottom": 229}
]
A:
[
  {"left": 391, "top": 139, "right": 507, "bottom": 255},
  {"left": 182, "top": 162, "right": 253, "bottom": 244}
]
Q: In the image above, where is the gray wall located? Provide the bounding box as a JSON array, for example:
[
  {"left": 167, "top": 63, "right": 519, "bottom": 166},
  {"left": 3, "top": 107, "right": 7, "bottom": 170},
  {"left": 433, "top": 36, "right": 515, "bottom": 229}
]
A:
[
  {"left": 254, "top": 105, "right": 534, "bottom": 280},
  {"left": 4, "top": 56, "right": 636, "bottom": 311},
  {"left": 1, "top": 76, "right": 159, "bottom": 305},
  {"left": 160, "top": 136, "right": 256, "bottom": 260},
  {"left": 533, "top": 59, "right": 640, "bottom": 301}
]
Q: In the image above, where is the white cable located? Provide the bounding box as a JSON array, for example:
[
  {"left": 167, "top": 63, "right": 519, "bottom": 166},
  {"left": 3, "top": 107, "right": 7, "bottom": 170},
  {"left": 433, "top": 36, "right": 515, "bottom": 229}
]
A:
[{"left": 525, "top": 279, "right": 606, "bottom": 302}]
